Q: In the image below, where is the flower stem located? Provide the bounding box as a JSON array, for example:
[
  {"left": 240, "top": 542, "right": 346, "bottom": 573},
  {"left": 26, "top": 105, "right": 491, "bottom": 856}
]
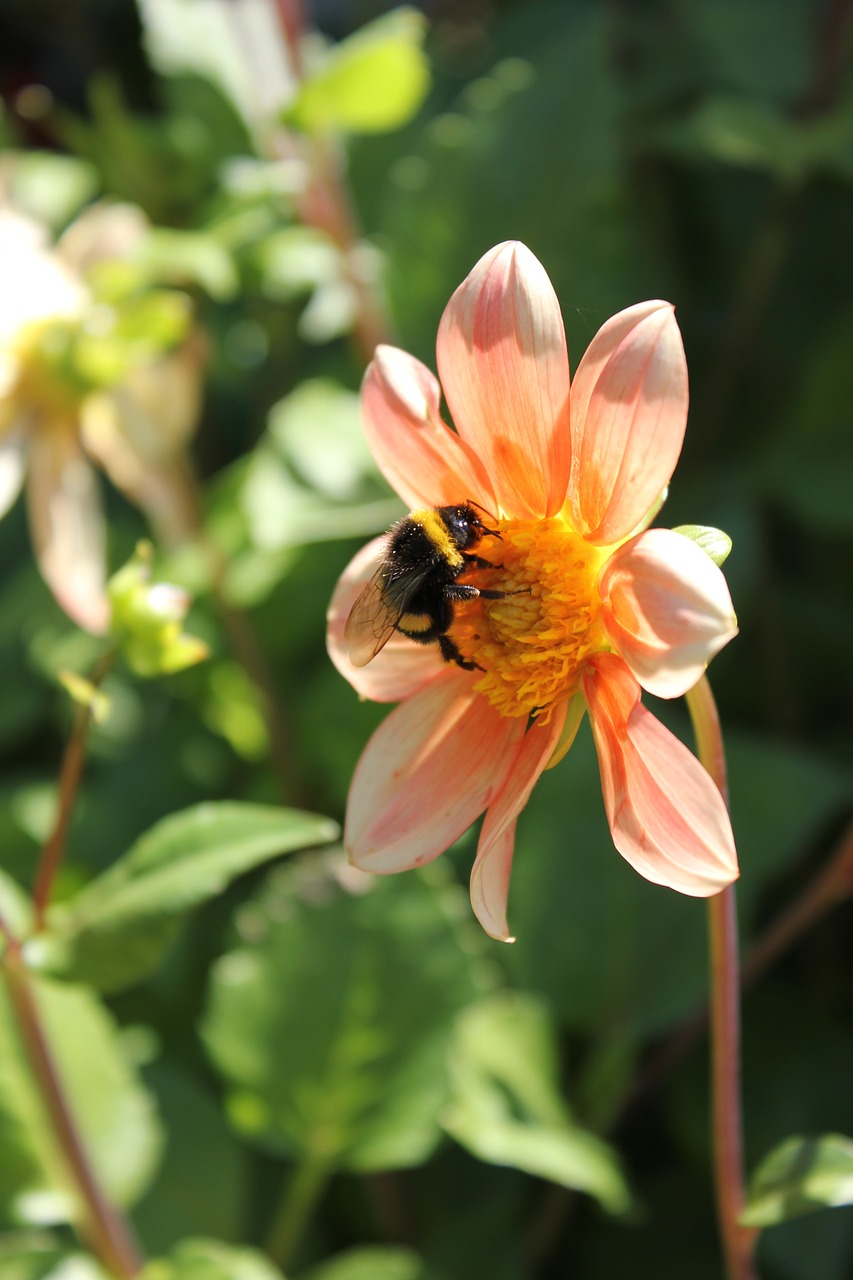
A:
[
  {"left": 1, "top": 941, "right": 143, "bottom": 1277},
  {"left": 32, "top": 649, "right": 114, "bottom": 931},
  {"left": 264, "top": 1151, "right": 331, "bottom": 1270},
  {"left": 685, "top": 676, "right": 758, "bottom": 1280}
]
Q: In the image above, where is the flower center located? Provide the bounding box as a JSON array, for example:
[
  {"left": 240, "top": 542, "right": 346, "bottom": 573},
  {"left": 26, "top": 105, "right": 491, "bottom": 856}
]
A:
[
  {"left": 10, "top": 320, "right": 87, "bottom": 420},
  {"left": 450, "top": 515, "right": 611, "bottom": 721}
]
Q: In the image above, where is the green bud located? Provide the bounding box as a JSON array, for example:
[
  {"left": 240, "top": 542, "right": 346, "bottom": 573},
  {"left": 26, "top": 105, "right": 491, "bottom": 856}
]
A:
[{"left": 108, "top": 542, "right": 209, "bottom": 678}]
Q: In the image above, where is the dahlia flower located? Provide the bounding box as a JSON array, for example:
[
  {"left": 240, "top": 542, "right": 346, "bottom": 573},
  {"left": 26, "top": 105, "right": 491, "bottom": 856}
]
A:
[
  {"left": 328, "top": 242, "right": 738, "bottom": 940},
  {"left": 0, "top": 197, "right": 202, "bottom": 633}
]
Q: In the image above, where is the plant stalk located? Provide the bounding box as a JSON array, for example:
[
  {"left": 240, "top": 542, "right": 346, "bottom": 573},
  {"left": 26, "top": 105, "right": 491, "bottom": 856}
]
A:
[
  {"left": 685, "top": 676, "right": 759, "bottom": 1280},
  {"left": 264, "top": 1150, "right": 331, "bottom": 1271},
  {"left": 32, "top": 649, "right": 114, "bottom": 931},
  {"left": 2, "top": 943, "right": 142, "bottom": 1277}
]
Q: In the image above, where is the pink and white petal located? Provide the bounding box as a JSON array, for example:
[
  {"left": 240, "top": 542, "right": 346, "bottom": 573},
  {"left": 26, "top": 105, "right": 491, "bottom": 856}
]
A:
[
  {"left": 569, "top": 302, "right": 688, "bottom": 545},
  {"left": 27, "top": 419, "right": 109, "bottom": 634},
  {"left": 0, "top": 424, "right": 27, "bottom": 519},
  {"left": 471, "top": 702, "right": 568, "bottom": 942},
  {"left": 327, "top": 537, "right": 446, "bottom": 702},
  {"left": 436, "top": 242, "right": 571, "bottom": 520},
  {"left": 81, "top": 388, "right": 197, "bottom": 546},
  {"left": 582, "top": 652, "right": 738, "bottom": 896},
  {"left": 363, "top": 346, "right": 495, "bottom": 509},
  {"left": 346, "top": 672, "right": 525, "bottom": 873},
  {"left": 600, "top": 528, "right": 738, "bottom": 699},
  {"left": 57, "top": 202, "right": 148, "bottom": 276}
]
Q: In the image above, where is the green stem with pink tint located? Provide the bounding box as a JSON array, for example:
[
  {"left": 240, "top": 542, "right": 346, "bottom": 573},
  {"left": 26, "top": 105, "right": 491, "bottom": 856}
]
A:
[
  {"left": 685, "top": 675, "right": 759, "bottom": 1280},
  {"left": 1, "top": 933, "right": 143, "bottom": 1277},
  {"left": 32, "top": 648, "right": 114, "bottom": 932}
]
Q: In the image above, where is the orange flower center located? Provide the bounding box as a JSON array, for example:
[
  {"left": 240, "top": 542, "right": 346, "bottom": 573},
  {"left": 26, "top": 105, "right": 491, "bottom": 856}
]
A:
[{"left": 451, "top": 515, "right": 611, "bottom": 721}]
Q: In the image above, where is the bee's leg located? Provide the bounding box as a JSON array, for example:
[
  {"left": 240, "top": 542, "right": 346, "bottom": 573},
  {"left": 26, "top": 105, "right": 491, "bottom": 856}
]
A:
[
  {"left": 447, "top": 583, "right": 528, "bottom": 603},
  {"left": 446, "top": 583, "right": 482, "bottom": 602},
  {"left": 438, "top": 633, "right": 481, "bottom": 671},
  {"left": 461, "top": 553, "right": 503, "bottom": 570}
]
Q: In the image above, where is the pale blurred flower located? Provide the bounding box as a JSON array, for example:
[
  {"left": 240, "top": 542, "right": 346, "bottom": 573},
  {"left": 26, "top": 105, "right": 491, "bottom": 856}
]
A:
[{"left": 0, "top": 197, "right": 203, "bottom": 632}]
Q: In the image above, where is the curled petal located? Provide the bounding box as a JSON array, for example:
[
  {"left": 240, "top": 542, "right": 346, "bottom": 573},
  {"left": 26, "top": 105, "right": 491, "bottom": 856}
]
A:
[
  {"left": 363, "top": 346, "right": 494, "bottom": 509},
  {"left": 600, "top": 528, "right": 738, "bottom": 698},
  {"left": 0, "top": 422, "right": 27, "bottom": 519},
  {"left": 471, "top": 703, "right": 567, "bottom": 942},
  {"left": 0, "top": 209, "right": 87, "bottom": 346},
  {"left": 27, "top": 418, "right": 109, "bottom": 633},
  {"left": 582, "top": 652, "right": 738, "bottom": 896},
  {"left": 57, "top": 202, "right": 148, "bottom": 275},
  {"left": 569, "top": 302, "right": 688, "bottom": 545},
  {"left": 437, "top": 241, "right": 571, "bottom": 520},
  {"left": 346, "top": 674, "right": 524, "bottom": 873},
  {"left": 327, "top": 537, "right": 446, "bottom": 702}
]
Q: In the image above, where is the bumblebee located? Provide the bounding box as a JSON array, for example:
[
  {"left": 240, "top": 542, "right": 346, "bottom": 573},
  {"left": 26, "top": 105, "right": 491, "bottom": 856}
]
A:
[{"left": 345, "top": 502, "right": 508, "bottom": 670}]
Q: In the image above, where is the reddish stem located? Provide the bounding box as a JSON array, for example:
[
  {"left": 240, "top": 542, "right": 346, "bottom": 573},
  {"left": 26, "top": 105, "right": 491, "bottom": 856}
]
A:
[
  {"left": 2, "top": 944, "right": 142, "bottom": 1276},
  {"left": 32, "top": 650, "right": 114, "bottom": 931},
  {"left": 686, "top": 676, "right": 759, "bottom": 1280}
]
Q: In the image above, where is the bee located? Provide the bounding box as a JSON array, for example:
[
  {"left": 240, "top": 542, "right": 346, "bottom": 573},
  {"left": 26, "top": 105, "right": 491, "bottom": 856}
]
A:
[{"left": 345, "top": 502, "right": 510, "bottom": 670}]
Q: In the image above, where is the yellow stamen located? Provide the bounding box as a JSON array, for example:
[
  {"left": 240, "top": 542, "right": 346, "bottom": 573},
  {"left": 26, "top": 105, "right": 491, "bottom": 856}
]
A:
[{"left": 451, "top": 515, "right": 611, "bottom": 722}]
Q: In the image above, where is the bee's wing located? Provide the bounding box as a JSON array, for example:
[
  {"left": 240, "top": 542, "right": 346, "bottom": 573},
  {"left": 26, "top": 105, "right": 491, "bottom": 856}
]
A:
[{"left": 344, "top": 562, "right": 432, "bottom": 667}]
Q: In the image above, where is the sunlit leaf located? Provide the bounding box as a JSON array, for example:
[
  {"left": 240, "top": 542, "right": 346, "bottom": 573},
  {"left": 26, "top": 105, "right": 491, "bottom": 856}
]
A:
[
  {"left": 141, "top": 229, "right": 239, "bottom": 300},
  {"left": 141, "top": 1237, "right": 285, "bottom": 1280},
  {"left": 0, "top": 974, "right": 162, "bottom": 1222},
  {"left": 742, "top": 1135, "right": 853, "bottom": 1228},
  {"left": 203, "top": 861, "right": 481, "bottom": 1172},
  {"left": 286, "top": 9, "right": 430, "bottom": 136},
  {"left": 0, "top": 1234, "right": 110, "bottom": 1280},
  {"left": 35, "top": 804, "right": 339, "bottom": 991},
  {"left": 7, "top": 152, "right": 99, "bottom": 230},
  {"left": 267, "top": 379, "right": 373, "bottom": 501},
  {"left": 442, "top": 993, "right": 631, "bottom": 1213},
  {"left": 57, "top": 671, "right": 112, "bottom": 724},
  {"left": 302, "top": 1247, "right": 426, "bottom": 1280}
]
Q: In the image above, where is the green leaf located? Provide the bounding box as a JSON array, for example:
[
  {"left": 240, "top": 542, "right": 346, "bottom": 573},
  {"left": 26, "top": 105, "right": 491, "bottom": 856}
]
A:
[
  {"left": 141, "top": 229, "right": 239, "bottom": 300},
  {"left": 286, "top": 9, "right": 430, "bottom": 136},
  {"left": 141, "top": 1237, "right": 285, "bottom": 1280},
  {"left": 441, "top": 993, "right": 631, "bottom": 1214},
  {"left": 7, "top": 151, "right": 99, "bottom": 230},
  {"left": 671, "top": 525, "right": 733, "bottom": 566},
  {"left": 267, "top": 379, "right": 375, "bottom": 502},
  {"left": 302, "top": 1247, "right": 426, "bottom": 1280},
  {"left": 133, "top": 1066, "right": 248, "bottom": 1255},
  {"left": 657, "top": 94, "right": 853, "bottom": 184},
  {"left": 0, "top": 1234, "right": 110, "bottom": 1280},
  {"left": 0, "top": 974, "right": 162, "bottom": 1222},
  {"left": 35, "top": 804, "right": 339, "bottom": 991},
  {"left": 0, "top": 869, "right": 34, "bottom": 945},
  {"left": 203, "top": 862, "right": 481, "bottom": 1172},
  {"left": 742, "top": 1135, "right": 853, "bottom": 1228}
]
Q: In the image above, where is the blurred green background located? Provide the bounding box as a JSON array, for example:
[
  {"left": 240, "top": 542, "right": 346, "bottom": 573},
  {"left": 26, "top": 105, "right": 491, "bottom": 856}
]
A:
[{"left": 0, "top": 1, "right": 852, "bottom": 1278}]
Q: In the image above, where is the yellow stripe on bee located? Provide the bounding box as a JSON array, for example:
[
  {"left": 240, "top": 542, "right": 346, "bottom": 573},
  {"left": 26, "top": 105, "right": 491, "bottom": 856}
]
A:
[
  {"left": 399, "top": 612, "right": 433, "bottom": 633},
  {"left": 411, "top": 508, "right": 464, "bottom": 567}
]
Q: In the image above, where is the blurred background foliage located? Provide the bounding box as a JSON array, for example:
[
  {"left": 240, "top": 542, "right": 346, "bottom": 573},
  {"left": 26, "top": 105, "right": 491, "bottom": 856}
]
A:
[{"left": 0, "top": 0, "right": 852, "bottom": 1278}]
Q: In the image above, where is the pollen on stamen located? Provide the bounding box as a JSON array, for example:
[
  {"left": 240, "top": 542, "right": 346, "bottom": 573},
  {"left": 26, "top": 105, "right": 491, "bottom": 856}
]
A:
[{"left": 451, "top": 516, "right": 611, "bottom": 721}]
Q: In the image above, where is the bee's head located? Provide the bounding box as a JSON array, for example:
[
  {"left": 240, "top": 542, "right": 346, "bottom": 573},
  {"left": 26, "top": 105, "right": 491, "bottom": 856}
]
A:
[{"left": 441, "top": 502, "right": 500, "bottom": 549}]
